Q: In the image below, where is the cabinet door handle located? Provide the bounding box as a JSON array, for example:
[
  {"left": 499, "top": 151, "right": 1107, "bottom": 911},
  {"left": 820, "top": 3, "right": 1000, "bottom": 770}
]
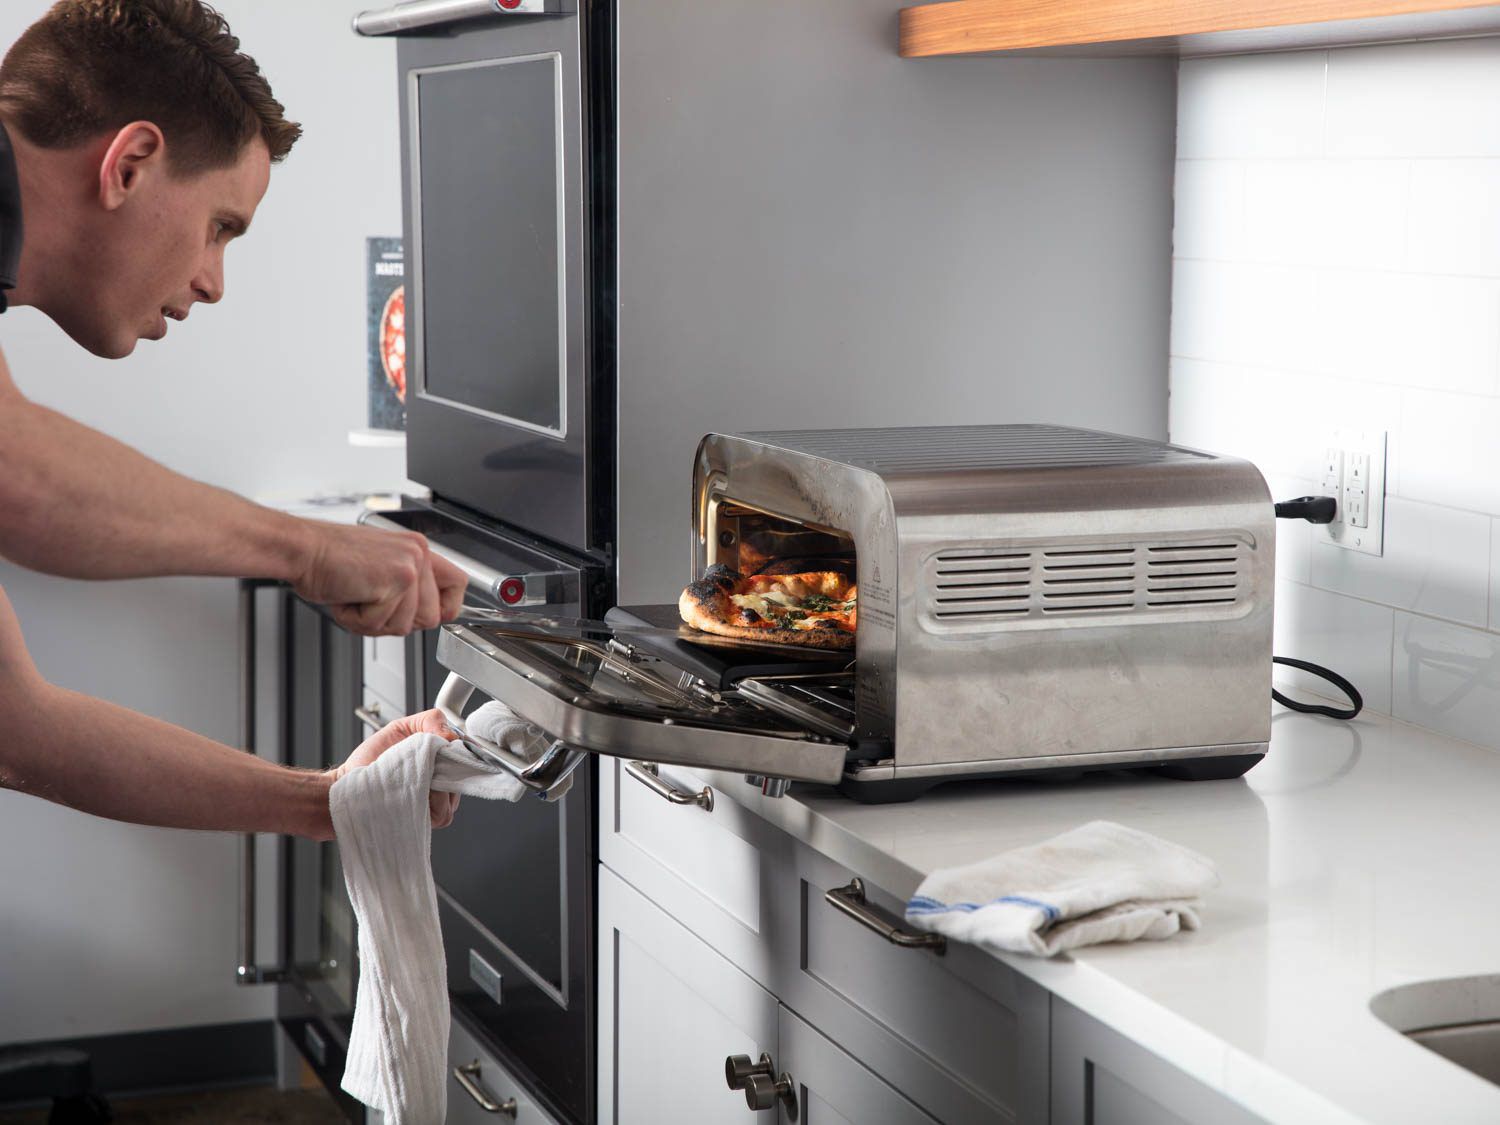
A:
[
  {"left": 825, "top": 877, "right": 946, "bottom": 954},
  {"left": 452, "top": 1061, "right": 518, "bottom": 1117},
  {"left": 626, "top": 760, "right": 713, "bottom": 811},
  {"left": 724, "top": 1052, "right": 797, "bottom": 1114},
  {"left": 354, "top": 703, "right": 386, "bottom": 734}
]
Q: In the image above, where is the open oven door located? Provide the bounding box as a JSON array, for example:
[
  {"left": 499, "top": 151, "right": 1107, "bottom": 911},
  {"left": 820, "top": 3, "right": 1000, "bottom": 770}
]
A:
[{"left": 433, "top": 611, "right": 855, "bottom": 799}]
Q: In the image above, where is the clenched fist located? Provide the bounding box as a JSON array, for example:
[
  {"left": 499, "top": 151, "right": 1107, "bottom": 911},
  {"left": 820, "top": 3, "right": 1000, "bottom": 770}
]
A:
[{"left": 291, "top": 521, "right": 467, "bottom": 636}]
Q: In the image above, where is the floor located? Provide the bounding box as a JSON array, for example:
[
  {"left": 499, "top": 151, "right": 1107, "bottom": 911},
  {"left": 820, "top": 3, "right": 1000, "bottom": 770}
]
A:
[{"left": 0, "top": 1085, "right": 347, "bottom": 1124}]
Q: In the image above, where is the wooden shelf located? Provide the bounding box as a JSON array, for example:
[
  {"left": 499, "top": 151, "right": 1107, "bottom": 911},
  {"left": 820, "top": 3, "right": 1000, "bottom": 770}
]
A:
[{"left": 899, "top": 0, "right": 1500, "bottom": 57}]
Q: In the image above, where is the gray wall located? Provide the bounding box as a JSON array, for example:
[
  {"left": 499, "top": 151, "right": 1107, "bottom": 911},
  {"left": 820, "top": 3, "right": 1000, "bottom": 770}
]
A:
[
  {"left": 0, "top": 0, "right": 406, "bottom": 1043},
  {"left": 617, "top": 0, "right": 1178, "bottom": 604}
]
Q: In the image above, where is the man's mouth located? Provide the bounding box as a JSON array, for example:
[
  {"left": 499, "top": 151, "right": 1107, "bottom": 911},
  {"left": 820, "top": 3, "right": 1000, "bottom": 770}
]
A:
[{"left": 150, "top": 307, "right": 187, "bottom": 340}]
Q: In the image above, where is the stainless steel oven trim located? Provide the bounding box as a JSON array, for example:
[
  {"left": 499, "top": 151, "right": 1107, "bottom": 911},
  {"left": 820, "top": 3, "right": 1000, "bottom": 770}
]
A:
[
  {"left": 841, "top": 740, "right": 1269, "bottom": 782},
  {"left": 437, "top": 625, "right": 849, "bottom": 783},
  {"left": 354, "top": 0, "right": 566, "bottom": 37},
  {"left": 359, "top": 511, "right": 578, "bottom": 607},
  {"left": 406, "top": 52, "right": 570, "bottom": 441}
]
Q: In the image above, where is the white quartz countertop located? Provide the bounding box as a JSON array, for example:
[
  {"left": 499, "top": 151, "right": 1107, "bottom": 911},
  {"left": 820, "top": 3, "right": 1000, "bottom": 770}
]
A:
[{"left": 698, "top": 708, "right": 1500, "bottom": 1124}]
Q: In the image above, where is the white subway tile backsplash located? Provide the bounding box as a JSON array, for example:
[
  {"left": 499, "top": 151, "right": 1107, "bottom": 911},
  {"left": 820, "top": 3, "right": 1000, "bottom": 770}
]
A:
[
  {"left": 1392, "top": 612, "right": 1500, "bottom": 752},
  {"left": 1408, "top": 160, "right": 1500, "bottom": 277},
  {"left": 1173, "top": 160, "right": 1244, "bottom": 261},
  {"left": 1243, "top": 160, "right": 1328, "bottom": 267},
  {"left": 1309, "top": 497, "right": 1493, "bottom": 628},
  {"left": 1170, "top": 359, "right": 1318, "bottom": 479},
  {"left": 1273, "top": 580, "right": 1394, "bottom": 715},
  {"left": 1176, "top": 40, "right": 1500, "bottom": 738},
  {"left": 1178, "top": 52, "right": 1327, "bottom": 161},
  {"left": 1321, "top": 270, "right": 1500, "bottom": 394},
  {"left": 1169, "top": 360, "right": 1401, "bottom": 484},
  {"left": 1397, "top": 389, "right": 1500, "bottom": 515},
  {"left": 1325, "top": 39, "right": 1500, "bottom": 158},
  {"left": 1169, "top": 260, "right": 1328, "bottom": 371},
  {"left": 1320, "top": 160, "right": 1411, "bottom": 272}
]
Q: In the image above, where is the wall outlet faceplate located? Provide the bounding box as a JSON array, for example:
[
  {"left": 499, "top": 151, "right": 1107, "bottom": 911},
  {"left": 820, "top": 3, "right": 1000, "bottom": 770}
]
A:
[{"left": 1320, "top": 428, "right": 1386, "bottom": 556}]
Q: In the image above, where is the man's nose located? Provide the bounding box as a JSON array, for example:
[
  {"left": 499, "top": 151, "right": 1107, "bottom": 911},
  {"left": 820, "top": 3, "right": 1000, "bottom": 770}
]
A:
[{"left": 192, "top": 260, "right": 225, "bottom": 305}]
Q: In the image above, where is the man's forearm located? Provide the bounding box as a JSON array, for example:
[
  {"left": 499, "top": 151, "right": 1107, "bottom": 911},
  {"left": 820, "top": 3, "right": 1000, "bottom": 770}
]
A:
[
  {"left": 1, "top": 679, "right": 334, "bottom": 839},
  {"left": 0, "top": 392, "right": 313, "bottom": 582}
]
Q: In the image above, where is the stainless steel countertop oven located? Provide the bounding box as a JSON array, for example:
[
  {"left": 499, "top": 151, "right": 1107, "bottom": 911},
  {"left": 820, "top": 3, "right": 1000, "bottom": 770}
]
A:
[{"left": 436, "top": 424, "right": 1275, "bottom": 804}]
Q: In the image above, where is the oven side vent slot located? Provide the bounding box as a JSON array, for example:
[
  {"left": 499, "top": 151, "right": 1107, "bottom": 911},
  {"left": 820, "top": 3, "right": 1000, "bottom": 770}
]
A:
[
  {"left": 931, "top": 550, "right": 1034, "bottom": 620},
  {"left": 925, "top": 540, "right": 1249, "bottom": 629}
]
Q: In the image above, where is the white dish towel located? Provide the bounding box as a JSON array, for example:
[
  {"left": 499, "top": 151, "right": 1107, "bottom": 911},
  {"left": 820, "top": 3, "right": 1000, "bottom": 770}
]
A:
[
  {"left": 904, "top": 820, "right": 1219, "bottom": 958},
  {"left": 330, "top": 701, "right": 545, "bottom": 1125}
]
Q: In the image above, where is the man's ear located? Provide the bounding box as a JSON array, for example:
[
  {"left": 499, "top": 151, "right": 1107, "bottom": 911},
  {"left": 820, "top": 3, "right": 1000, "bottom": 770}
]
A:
[{"left": 98, "top": 122, "right": 167, "bottom": 211}]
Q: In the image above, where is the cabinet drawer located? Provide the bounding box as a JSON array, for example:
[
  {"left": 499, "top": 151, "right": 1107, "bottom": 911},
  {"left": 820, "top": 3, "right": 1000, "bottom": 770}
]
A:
[
  {"left": 448, "top": 1015, "right": 560, "bottom": 1125},
  {"left": 356, "top": 686, "right": 404, "bottom": 738},
  {"left": 774, "top": 844, "right": 1050, "bottom": 1125},
  {"left": 1051, "top": 998, "right": 1264, "bottom": 1125},
  {"left": 362, "top": 634, "right": 407, "bottom": 711},
  {"left": 599, "top": 758, "right": 791, "bottom": 989},
  {"left": 780, "top": 1004, "right": 940, "bottom": 1125}
]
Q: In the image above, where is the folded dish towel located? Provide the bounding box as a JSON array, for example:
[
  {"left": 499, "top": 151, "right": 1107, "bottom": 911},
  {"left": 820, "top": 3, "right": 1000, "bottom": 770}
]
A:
[
  {"left": 330, "top": 702, "right": 544, "bottom": 1125},
  {"left": 904, "top": 820, "right": 1219, "bottom": 958}
]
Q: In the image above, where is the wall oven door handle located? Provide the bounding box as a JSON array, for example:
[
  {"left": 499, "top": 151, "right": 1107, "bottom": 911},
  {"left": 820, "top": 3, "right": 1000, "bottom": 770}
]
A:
[
  {"left": 237, "top": 580, "right": 288, "bottom": 986},
  {"left": 452, "top": 1061, "right": 518, "bottom": 1116},
  {"left": 352, "top": 0, "right": 567, "bottom": 37},
  {"left": 359, "top": 511, "right": 570, "bottom": 608},
  {"left": 436, "top": 671, "right": 587, "bottom": 800}
]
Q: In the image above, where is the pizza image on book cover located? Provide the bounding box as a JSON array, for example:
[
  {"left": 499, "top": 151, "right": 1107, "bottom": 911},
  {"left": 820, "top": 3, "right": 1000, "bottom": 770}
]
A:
[{"left": 366, "top": 237, "right": 406, "bottom": 431}]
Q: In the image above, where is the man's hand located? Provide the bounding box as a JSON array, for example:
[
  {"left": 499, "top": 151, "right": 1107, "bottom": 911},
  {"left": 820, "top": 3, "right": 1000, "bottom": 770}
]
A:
[
  {"left": 329, "top": 708, "right": 461, "bottom": 837},
  {"left": 291, "top": 522, "right": 467, "bottom": 636}
]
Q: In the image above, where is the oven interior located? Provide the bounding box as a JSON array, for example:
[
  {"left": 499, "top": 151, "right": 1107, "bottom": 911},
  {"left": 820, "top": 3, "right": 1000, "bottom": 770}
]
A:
[{"left": 705, "top": 499, "right": 857, "bottom": 582}]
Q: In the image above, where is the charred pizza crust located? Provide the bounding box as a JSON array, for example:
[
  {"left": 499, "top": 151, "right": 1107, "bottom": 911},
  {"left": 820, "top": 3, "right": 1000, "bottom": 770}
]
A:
[{"left": 679, "top": 564, "right": 856, "bottom": 650}]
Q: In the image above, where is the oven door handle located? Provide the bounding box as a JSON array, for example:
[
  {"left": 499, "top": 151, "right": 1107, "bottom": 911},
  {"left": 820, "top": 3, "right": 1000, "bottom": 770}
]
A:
[
  {"left": 237, "top": 579, "right": 288, "bottom": 986},
  {"left": 358, "top": 511, "right": 568, "bottom": 608},
  {"left": 435, "top": 671, "right": 587, "bottom": 800},
  {"left": 352, "top": 0, "right": 568, "bottom": 37}
]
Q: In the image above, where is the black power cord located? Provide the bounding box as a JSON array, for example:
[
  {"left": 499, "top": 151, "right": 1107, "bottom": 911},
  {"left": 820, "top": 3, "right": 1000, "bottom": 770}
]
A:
[
  {"left": 1269, "top": 495, "right": 1364, "bottom": 721},
  {"left": 1274, "top": 495, "right": 1338, "bottom": 523},
  {"left": 1272, "top": 656, "right": 1363, "bottom": 720}
]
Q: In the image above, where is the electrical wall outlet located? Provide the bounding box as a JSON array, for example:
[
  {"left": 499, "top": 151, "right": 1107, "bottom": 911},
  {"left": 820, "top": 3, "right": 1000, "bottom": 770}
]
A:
[{"left": 1321, "top": 428, "right": 1386, "bottom": 556}]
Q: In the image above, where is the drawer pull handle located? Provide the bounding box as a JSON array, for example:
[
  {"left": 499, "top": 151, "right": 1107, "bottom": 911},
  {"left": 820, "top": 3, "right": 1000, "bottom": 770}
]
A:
[
  {"left": 452, "top": 1060, "right": 518, "bottom": 1117},
  {"left": 825, "top": 877, "right": 946, "bottom": 954},
  {"left": 626, "top": 760, "right": 713, "bottom": 811},
  {"left": 725, "top": 1052, "right": 797, "bottom": 1114},
  {"left": 354, "top": 704, "right": 386, "bottom": 734}
]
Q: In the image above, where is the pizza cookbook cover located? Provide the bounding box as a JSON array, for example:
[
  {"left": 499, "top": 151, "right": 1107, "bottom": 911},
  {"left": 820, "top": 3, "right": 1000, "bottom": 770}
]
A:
[{"left": 366, "top": 236, "right": 407, "bottom": 431}]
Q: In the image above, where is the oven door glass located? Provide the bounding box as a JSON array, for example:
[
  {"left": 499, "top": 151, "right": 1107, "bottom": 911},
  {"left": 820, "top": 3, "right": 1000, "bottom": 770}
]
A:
[
  {"left": 413, "top": 54, "right": 562, "bottom": 434},
  {"left": 435, "top": 615, "right": 852, "bottom": 784}
]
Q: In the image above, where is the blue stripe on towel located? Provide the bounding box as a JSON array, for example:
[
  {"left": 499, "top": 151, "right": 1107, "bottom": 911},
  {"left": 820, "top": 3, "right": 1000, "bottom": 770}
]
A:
[{"left": 906, "top": 893, "right": 1060, "bottom": 924}]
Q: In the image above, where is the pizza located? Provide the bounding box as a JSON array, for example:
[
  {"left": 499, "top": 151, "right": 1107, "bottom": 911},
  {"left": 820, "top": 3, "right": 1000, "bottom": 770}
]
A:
[
  {"left": 679, "top": 564, "right": 857, "bottom": 650},
  {"left": 379, "top": 285, "right": 407, "bottom": 401}
]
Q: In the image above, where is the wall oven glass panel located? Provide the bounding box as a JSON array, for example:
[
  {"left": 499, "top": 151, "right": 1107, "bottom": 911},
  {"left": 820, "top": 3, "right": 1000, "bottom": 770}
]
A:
[{"left": 413, "top": 54, "right": 564, "bottom": 435}]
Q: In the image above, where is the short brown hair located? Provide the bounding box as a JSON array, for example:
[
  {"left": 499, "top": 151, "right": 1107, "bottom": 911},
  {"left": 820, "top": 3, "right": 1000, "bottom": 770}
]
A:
[{"left": 0, "top": 0, "right": 301, "bottom": 173}]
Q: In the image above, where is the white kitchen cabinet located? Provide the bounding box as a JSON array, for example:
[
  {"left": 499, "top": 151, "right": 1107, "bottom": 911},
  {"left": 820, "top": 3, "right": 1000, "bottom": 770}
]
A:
[
  {"left": 597, "top": 864, "right": 779, "bottom": 1125},
  {"left": 598, "top": 758, "right": 792, "bottom": 989},
  {"left": 778, "top": 1004, "right": 941, "bottom": 1125},
  {"left": 362, "top": 633, "right": 406, "bottom": 712},
  {"left": 1050, "top": 998, "right": 1264, "bottom": 1125},
  {"left": 776, "top": 842, "right": 1050, "bottom": 1124}
]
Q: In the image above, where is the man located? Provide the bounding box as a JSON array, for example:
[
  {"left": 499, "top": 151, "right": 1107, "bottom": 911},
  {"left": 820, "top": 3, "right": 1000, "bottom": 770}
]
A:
[{"left": 0, "top": 0, "right": 465, "bottom": 838}]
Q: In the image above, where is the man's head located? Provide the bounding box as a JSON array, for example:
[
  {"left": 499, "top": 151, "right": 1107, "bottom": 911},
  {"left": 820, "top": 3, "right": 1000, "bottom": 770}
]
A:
[{"left": 0, "top": 1, "right": 300, "bottom": 357}]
